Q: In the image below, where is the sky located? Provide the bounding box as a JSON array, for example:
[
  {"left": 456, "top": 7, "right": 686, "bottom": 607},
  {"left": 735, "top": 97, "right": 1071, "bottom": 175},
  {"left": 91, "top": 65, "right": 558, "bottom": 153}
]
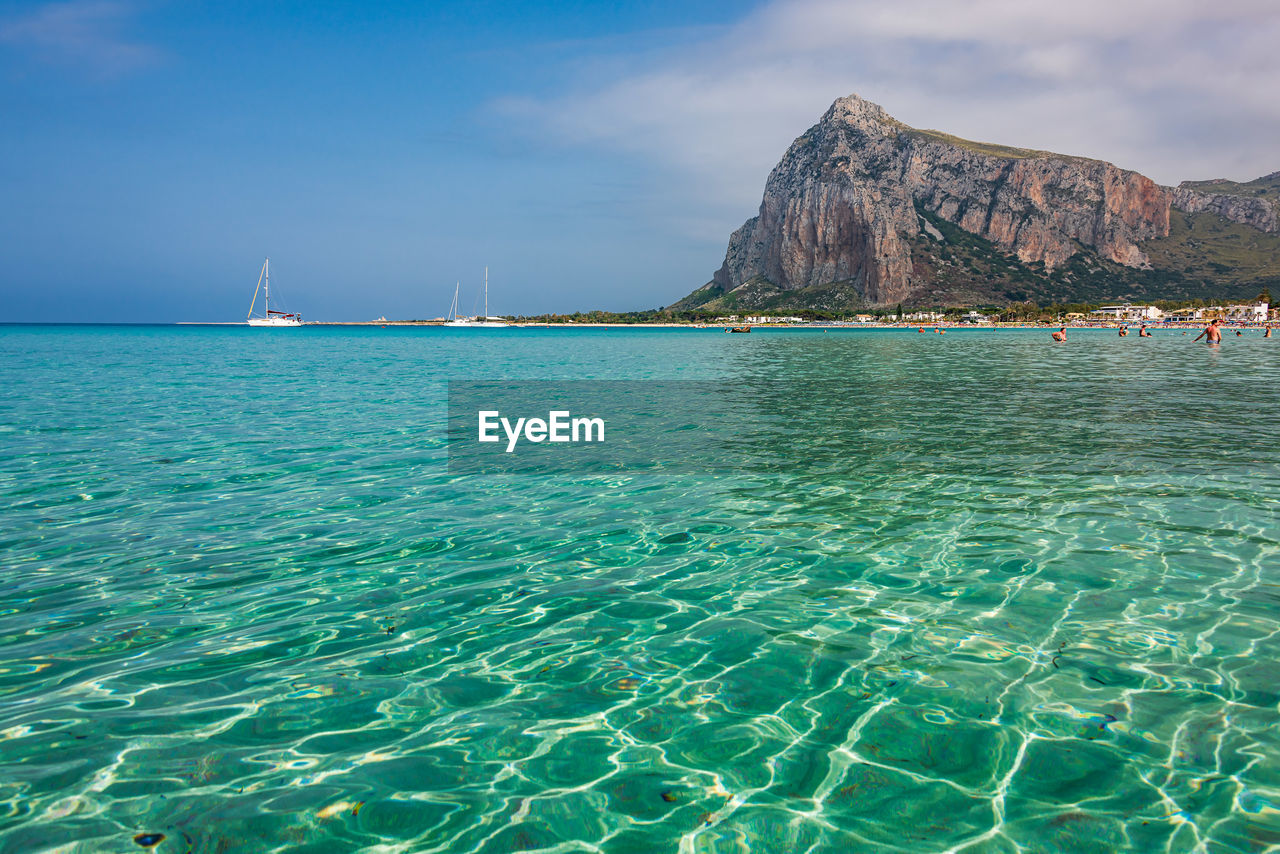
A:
[{"left": 2, "top": 0, "right": 1278, "bottom": 322}]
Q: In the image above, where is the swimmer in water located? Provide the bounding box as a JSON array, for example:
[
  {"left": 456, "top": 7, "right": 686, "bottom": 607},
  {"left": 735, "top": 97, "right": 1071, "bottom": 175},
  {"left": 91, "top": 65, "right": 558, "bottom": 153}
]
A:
[
  {"left": 1236, "top": 330, "right": 1242, "bottom": 336},
  {"left": 1118, "top": 326, "right": 1129, "bottom": 337},
  {"left": 936, "top": 328, "right": 945, "bottom": 335},
  {"left": 1266, "top": 326, "right": 1273, "bottom": 338},
  {"left": 918, "top": 327, "right": 925, "bottom": 333},
  {"left": 1139, "top": 325, "right": 1152, "bottom": 337},
  {"left": 1051, "top": 327, "right": 1066, "bottom": 342},
  {"left": 1193, "top": 318, "right": 1222, "bottom": 344}
]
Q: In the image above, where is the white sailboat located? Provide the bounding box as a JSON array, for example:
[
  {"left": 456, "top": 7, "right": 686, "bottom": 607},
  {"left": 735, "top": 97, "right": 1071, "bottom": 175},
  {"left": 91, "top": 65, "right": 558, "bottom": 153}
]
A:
[
  {"left": 246, "top": 258, "right": 302, "bottom": 326},
  {"left": 443, "top": 268, "right": 507, "bottom": 327},
  {"left": 444, "top": 282, "right": 470, "bottom": 326}
]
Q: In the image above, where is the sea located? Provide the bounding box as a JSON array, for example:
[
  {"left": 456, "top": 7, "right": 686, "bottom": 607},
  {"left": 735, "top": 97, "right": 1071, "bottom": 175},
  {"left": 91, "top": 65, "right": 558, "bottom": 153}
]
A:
[{"left": 1, "top": 324, "right": 1278, "bottom": 853}]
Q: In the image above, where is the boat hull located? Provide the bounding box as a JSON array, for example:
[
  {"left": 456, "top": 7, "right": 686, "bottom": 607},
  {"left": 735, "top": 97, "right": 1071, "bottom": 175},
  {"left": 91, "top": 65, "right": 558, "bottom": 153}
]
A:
[{"left": 247, "top": 317, "right": 303, "bottom": 327}]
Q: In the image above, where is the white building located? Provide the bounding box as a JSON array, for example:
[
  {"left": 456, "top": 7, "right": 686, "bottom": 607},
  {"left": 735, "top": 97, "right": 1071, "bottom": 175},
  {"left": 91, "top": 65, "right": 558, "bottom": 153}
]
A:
[
  {"left": 903, "top": 311, "right": 945, "bottom": 321},
  {"left": 1224, "top": 302, "right": 1268, "bottom": 321},
  {"left": 1090, "top": 304, "right": 1163, "bottom": 322}
]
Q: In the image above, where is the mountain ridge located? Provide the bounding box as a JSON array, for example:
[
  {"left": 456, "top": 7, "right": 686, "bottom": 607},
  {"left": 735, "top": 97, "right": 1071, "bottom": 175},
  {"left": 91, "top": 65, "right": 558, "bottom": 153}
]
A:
[{"left": 677, "top": 95, "right": 1279, "bottom": 310}]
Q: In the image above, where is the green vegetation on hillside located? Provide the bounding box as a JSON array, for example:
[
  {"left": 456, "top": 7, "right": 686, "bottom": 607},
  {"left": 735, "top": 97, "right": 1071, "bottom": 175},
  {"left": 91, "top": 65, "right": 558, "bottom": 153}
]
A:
[
  {"left": 906, "top": 205, "right": 1274, "bottom": 306},
  {"left": 509, "top": 287, "right": 1272, "bottom": 325},
  {"left": 672, "top": 275, "right": 872, "bottom": 313},
  {"left": 900, "top": 128, "right": 1047, "bottom": 161},
  {"left": 914, "top": 204, "right": 1280, "bottom": 306},
  {"left": 674, "top": 204, "right": 1280, "bottom": 313},
  {"left": 884, "top": 119, "right": 1094, "bottom": 165},
  {"left": 1178, "top": 171, "right": 1280, "bottom": 205},
  {"left": 1144, "top": 209, "right": 1280, "bottom": 282},
  {"left": 906, "top": 205, "right": 1054, "bottom": 305}
]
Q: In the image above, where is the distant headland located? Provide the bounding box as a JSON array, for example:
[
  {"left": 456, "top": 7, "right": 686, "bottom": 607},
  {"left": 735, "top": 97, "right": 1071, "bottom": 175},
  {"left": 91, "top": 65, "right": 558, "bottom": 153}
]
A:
[{"left": 668, "top": 94, "right": 1279, "bottom": 314}]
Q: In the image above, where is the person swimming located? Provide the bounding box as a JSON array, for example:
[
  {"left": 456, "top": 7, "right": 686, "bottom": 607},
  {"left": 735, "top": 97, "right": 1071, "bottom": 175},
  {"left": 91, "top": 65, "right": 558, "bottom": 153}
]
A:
[
  {"left": 918, "top": 327, "right": 925, "bottom": 333},
  {"left": 1139, "top": 325, "right": 1152, "bottom": 337},
  {"left": 1266, "top": 326, "right": 1273, "bottom": 338},
  {"left": 1051, "top": 327, "right": 1066, "bottom": 342},
  {"left": 1193, "top": 318, "right": 1222, "bottom": 344},
  {"left": 936, "top": 328, "right": 945, "bottom": 335},
  {"left": 1118, "top": 327, "right": 1129, "bottom": 337}
]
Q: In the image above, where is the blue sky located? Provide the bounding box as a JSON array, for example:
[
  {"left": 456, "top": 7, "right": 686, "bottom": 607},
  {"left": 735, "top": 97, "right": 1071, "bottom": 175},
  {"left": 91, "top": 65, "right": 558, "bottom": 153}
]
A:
[{"left": 2, "top": 0, "right": 1278, "bottom": 322}]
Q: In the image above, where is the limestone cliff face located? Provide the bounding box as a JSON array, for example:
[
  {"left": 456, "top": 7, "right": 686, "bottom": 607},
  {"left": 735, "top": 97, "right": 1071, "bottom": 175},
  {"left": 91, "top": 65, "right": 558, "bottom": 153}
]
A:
[
  {"left": 1169, "top": 185, "right": 1278, "bottom": 233},
  {"left": 711, "top": 95, "right": 1173, "bottom": 305}
]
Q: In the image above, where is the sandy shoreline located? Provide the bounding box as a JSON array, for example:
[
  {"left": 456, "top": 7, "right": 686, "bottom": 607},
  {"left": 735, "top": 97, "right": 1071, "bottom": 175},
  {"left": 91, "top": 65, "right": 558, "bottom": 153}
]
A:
[
  {"left": 176, "top": 320, "right": 1274, "bottom": 330},
  {"left": 293, "top": 321, "right": 1273, "bottom": 330}
]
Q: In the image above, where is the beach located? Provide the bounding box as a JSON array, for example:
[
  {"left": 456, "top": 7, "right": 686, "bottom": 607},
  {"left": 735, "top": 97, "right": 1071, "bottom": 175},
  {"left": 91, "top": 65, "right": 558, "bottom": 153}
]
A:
[{"left": 253, "top": 320, "right": 1276, "bottom": 331}]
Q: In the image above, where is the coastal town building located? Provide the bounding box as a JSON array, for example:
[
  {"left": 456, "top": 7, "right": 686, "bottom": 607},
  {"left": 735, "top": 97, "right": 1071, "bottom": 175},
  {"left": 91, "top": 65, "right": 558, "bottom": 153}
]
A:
[
  {"left": 716, "top": 315, "right": 806, "bottom": 324},
  {"left": 1224, "top": 302, "right": 1269, "bottom": 321},
  {"left": 1164, "top": 303, "right": 1268, "bottom": 323},
  {"left": 1090, "top": 304, "right": 1163, "bottom": 322}
]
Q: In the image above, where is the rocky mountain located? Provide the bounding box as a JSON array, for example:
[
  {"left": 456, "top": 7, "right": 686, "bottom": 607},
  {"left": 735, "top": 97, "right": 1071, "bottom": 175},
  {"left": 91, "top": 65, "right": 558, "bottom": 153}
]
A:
[
  {"left": 676, "top": 95, "right": 1280, "bottom": 311},
  {"left": 1170, "top": 173, "right": 1279, "bottom": 234}
]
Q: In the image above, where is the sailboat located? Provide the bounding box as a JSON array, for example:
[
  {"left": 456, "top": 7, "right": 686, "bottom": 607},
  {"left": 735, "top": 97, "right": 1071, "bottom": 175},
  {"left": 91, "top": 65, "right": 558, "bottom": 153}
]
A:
[
  {"left": 444, "top": 282, "right": 470, "bottom": 327},
  {"left": 246, "top": 258, "right": 302, "bottom": 326},
  {"left": 442, "top": 268, "right": 507, "bottom": 327}
]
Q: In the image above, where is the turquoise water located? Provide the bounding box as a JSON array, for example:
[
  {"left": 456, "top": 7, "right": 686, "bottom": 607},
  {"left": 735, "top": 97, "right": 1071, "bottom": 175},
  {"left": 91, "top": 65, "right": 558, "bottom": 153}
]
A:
[{"left": 2, "top": 325, "right": 1279, "bottom": 853}]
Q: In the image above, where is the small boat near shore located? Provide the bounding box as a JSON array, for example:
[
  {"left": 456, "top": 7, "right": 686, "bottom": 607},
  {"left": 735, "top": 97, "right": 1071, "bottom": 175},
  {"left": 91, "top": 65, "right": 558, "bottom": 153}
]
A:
[
  {"left": 444, "top": 282, "right": 468, "bottom": 327},
  {"left": 725, "top": 326, "right": 752, "bottom": 333},
  {"left": 444, "top": 268, "right": 508, "bottom": 327},
  {"left": 246, "top": 258, "right": 302, "bottom": 326}
]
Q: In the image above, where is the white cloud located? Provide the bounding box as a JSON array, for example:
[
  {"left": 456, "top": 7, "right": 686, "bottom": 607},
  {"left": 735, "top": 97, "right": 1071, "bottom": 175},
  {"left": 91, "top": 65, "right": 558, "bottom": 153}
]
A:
[
  {"left": 0, "top": 1, "right": 161, "bottom": 77},
  {"left": 495, "top": 0, "right": 1280, "bottom": 228}
]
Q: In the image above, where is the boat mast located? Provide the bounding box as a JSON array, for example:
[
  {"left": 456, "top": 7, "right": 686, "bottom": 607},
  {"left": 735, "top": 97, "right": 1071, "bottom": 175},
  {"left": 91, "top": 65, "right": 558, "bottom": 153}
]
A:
[
  {"left": 264, "top": 258, "right": 270, "bottom": 316},
  {"left": 484, "top": 267, "right": 488, "bottom": 319},
  {"left": 247, "top": 258, "right": 267, "bottom": 320}
]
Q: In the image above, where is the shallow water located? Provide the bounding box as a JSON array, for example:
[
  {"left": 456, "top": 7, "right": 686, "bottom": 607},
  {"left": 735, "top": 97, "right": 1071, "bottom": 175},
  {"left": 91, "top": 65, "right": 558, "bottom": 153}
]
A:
[{"left": 2, "top": 325, "right": 1279, "bottom": 853}]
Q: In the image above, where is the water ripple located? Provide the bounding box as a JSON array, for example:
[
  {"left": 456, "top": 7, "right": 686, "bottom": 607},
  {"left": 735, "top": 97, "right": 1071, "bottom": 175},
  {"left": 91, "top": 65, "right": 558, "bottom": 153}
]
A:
[{"left": 1, "top": 326, "right": 1278, "bottom": 852}]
